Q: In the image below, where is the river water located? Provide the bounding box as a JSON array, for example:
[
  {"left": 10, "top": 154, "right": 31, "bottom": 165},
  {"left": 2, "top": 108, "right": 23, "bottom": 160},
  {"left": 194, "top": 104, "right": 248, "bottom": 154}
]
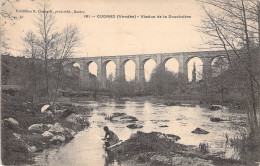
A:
[{"left": 34, "top": 97, "right": 246, "bottom": 166}]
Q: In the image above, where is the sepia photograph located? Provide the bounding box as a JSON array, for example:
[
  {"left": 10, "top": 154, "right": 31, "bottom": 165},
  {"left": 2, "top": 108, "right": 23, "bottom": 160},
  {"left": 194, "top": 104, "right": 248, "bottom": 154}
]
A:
[{"left": 1, "top": 0, "right": 260, "bottom": 165}]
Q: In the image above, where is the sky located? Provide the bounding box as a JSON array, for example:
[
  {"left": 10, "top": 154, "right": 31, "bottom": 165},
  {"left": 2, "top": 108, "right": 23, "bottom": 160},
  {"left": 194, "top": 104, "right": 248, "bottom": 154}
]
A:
[{"left": 2, "top": 0, "right": 214, "bottom": 81}]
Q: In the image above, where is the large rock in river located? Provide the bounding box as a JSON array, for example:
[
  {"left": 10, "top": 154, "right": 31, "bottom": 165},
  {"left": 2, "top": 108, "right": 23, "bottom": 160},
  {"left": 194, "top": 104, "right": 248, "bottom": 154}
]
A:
[
  {"left": 209, "top": 105, "right": 222, "bottom": 110},
  {"left": 127, "top": 124, "right": 143, "bottom": 129},
  {"left": 111, "top": 112, "right": 127, "bottom": 117},
  {"left": 159, "top": 125, "right": 169, "bottom": 128},
  {"left": 106, "top": 112, "right": 138, "bottom": 123},
  {"left": 191, "top": 128, "right": 209, "bottom": 134},
  {"left": 210, "top": 117, "right": 228, "bottom": 122},
  {"left": 112, "top": 115, "right": 138, "bottom": 123},
  {"left": 105, "top": 112, "right": 127, "bottom": 120}
]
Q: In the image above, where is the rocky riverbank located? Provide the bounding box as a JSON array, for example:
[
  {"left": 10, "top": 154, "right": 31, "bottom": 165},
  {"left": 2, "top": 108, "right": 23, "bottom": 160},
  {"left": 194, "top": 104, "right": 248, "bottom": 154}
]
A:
[
  {"left": 1, "top": 94, "right": 93, "bottom": 165},
  {"left": 101, "top": 109, "right": 257, "bottom": 166},
  {"left": 107, "top": 131, "right": 257, "bottom": 166}
]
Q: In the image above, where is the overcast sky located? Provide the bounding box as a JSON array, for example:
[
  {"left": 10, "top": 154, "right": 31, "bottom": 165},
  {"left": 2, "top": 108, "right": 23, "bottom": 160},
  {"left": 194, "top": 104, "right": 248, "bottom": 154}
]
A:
[
  {"left": 2, "top": 0, "right": 214, "bottom": 81},
  {"left": 3, "top": 0, "right": 213, "bottom": 57}
]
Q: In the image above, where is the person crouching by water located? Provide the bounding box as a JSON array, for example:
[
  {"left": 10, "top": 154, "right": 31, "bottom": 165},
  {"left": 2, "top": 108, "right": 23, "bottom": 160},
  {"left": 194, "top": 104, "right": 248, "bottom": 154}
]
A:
[{"left": 102, "top": 126, "right": 119, "bottom": 148}]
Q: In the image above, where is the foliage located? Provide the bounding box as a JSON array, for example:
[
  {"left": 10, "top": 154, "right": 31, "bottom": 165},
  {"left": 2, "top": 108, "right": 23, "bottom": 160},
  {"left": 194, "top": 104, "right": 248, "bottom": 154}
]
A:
[
  {"left": 114, "top": 77, "right": 136, "bottom": 97},
  {"left": 147, "top": 64, "right": 187, "bottom": 95}
]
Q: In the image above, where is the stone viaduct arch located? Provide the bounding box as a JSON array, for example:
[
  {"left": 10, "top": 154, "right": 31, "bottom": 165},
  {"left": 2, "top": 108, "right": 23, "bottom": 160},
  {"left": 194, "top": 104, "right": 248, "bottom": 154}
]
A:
[{"left": 68, "top": 50, "right": 231, "bottom": 90}]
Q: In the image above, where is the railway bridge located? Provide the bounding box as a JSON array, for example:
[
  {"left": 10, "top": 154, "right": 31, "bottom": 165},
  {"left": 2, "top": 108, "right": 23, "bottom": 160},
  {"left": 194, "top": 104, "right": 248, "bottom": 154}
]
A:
[{"left": 68, "top": 50, "right": 230, "bottom": 89}]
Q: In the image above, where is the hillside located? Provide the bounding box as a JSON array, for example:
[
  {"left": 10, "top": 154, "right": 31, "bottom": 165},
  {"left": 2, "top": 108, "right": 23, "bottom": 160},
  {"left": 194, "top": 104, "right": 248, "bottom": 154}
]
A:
[{"left": 1, "top": 54, "right": 80, "bottom": 90}]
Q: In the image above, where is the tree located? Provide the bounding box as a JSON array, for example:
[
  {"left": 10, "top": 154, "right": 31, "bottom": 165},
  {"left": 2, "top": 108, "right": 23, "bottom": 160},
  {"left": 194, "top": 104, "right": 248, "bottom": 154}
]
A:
[
  {"left": 198, "top": 0, "right": 259, "bottom": 135},
  {"left": 105, "top": 73, "right": 115, "bottom": 91},
  {"left": 23, "top": 31, "right": 39, "bottom": 108},
  {"left": 192, "top": 62, "right": 197, "bottom": 83},
  {"left": 211, "top": 57, "right": 230, "bottom": 104},
  {"left": 34, "top": 0, "right": 59, "bottom": 99},
  {"left": 1, "top": 0, "right": 20, "bottom": 52},
  {"left": 51, "top": 25, "right": 81, "bottom": 104},
  {"left": 148, "top": 64, "right": 184, "bottom": 95},
  {"left": 21, "top": 0, "right": 82, "bottom": 107}
]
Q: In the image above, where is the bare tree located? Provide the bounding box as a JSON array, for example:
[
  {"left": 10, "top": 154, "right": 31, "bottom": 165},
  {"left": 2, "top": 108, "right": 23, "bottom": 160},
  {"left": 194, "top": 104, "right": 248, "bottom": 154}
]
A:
[
  {"left": 34, "top": 0, "right": 59, "bottom": 99},
  {"left": 198, "top": 0, "right": 259, "bottom": 135},
  {"left": 23, "top": 31, "right": 39, "bottom": 108},
  {"left": 51, "top": 25, "right": 81, "bottom": 105},
  {"left": 1, "top": 0, "right": 20, "bottom": 52}
]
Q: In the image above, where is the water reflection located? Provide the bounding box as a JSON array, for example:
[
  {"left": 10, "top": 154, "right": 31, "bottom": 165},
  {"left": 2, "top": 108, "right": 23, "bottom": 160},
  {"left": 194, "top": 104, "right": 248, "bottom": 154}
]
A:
[{"left": 34, "top": 98, "right": 246, "bottom": 165}]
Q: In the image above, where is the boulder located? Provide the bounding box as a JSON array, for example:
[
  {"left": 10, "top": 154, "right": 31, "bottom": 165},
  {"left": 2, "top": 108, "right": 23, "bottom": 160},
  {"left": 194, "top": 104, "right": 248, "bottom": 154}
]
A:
[
  {"left": 105, "top": 112, "right": 127, "bottom": 120},
  {"left": 66, "top": 128, "right": 76, "bottom": 136},
  {"left": 210, "top": 117, "right": 227, "bottom": 122},
  {"left": 27, "top": 145, "right": 37, "bottom": 153},
  {"left": 159, "top": 125, "right": 169, "bottom": 127},
  {"left": 63, "top": 129, "right": 75, "bottom": 141},
  {"left": 60, "top": 108, "right": 74, "bottom": 118},
  {"left": 48, "top": 123, "right": 65, "bottom": 133},
  {"left": 111, "top": 112, "right": 127, "bottom": 117},
  {"left": 166, "top": 134, "right": 181, "bottom": 141},
  {"left": 50, "top": 135, "right": 66, "bottom": 145},
  {"left": 48, "top": 123, "right": 75, "bottom": 140},
  {"left": 108, "top": 114, "right": 138, "bottom": 123},
  {"left": 66, "top": 113, "right": 83, "bottom": 124},
  {"left": 46, "top": 124, "right": 53, "bottom": 128},
  {"left": 210, "top": 117, "right": 229, "bottom": 122},
  {"left": 118, "top": 115, "right": 138, "bottom": 122},
  {"left": 42, "top": 131, "right": 54, "bottom": 137},
  {"left": 127, "top": 124, "right": 143, "bottom": 129},
  {"left": 155, "top": 133, "right": 180, "bottom": 141},
  {"left": 209, "top": 105, "right": 222, "bottom": 110},
  {"left": 158, "top": 134, "right": 166, "bottom": 139},
  {"left": 210, "top": 117, "right": 221, "bottom": 122},
  {"left": 28, "top": 124, "right": 52, "bottom": 133},
  {"left": 191, "top": 128, "right": 209, "bottom": 134},
  {"left": 3, "top": 117, "right": 19, "bottom": 124},
  {"left": 2, "top": 118, "right": 19, "bottom": 129}
]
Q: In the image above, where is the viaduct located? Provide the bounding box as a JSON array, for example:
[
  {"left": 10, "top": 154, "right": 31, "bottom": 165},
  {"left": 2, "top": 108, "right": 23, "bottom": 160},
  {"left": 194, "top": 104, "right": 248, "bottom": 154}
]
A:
[{"left": 68, "top": 50, "right": 230, "bottom": 90}]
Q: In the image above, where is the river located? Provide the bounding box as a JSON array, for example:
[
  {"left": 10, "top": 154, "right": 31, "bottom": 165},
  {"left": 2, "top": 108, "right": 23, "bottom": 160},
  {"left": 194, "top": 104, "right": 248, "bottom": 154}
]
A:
[{"left": 34, "top": 97, "right": 246, "bottom": 166}]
